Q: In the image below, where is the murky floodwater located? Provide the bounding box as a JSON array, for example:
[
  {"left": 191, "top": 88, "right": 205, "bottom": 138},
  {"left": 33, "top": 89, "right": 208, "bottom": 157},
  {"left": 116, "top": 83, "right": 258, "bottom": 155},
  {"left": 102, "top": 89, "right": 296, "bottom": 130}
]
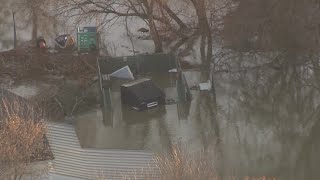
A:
[{"left": 74, "top": 65, "right": 320, "bottom": 179}]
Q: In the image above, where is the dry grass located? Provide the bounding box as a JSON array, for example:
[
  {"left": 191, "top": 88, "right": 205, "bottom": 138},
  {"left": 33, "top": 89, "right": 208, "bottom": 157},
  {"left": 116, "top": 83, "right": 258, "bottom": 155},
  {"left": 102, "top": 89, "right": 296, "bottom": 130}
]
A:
[
  {"left": 153, "top": 145, "right": 217, "bottom": 180},
  {"left": 0, "top": 93, "right": 51, "bottom": 179},
  {"left": 96, "top": 145, "right": 276, "bottom": 180},
  {"left": 152, "top": 145, "right": 277, "bottom": 180}
]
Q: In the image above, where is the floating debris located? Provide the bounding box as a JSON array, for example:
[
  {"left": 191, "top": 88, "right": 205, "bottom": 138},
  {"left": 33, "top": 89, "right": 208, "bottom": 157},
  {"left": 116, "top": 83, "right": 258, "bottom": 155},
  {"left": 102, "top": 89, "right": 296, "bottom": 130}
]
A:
[{"left": 199, "top": 80, "right": 212, "bottom": 91}]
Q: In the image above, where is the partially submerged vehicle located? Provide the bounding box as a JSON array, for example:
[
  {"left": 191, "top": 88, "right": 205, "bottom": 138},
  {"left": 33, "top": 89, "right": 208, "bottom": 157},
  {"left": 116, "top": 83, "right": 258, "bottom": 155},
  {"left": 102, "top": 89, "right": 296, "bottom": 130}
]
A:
[
  {"left": 54, "top": 34, "right": 76, "bottom": 50},
  {"left": 120, "top": 78, "right": 165, "bottom": 111}
]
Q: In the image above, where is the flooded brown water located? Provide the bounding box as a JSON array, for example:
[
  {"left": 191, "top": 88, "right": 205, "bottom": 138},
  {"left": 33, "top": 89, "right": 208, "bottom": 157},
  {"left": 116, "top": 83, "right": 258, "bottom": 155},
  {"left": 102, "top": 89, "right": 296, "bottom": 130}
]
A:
[{"left": 74, "top": 65, "right": 320, "bottom": 180}]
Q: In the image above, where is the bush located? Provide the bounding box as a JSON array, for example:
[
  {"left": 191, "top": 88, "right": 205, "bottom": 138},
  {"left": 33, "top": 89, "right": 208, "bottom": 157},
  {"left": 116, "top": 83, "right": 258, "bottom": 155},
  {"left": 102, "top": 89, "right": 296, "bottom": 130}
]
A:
[{"left": 0, "top": 94, "right": 50, "bottom": 180}]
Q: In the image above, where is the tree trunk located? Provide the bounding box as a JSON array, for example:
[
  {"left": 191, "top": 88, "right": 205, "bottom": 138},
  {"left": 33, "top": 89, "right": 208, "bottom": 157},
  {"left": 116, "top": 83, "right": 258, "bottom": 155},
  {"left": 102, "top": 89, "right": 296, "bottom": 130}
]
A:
[
  {"left": 142, "top": 0, "right": 163, "bottom": 53},
  {"left": 190, "top": 0, "right": 213, "bottom": 63},
  {"left": 200, "top": 34, "right": 206, "bottom": 61},
  {"left": 53, "top": 21, "right": 58, "bottom": 37},
  {"left": 207, "top": 26, "right": 213, "bottom": 62},
  {"left": 31, "top": 12, "right": 38, "bottom": 40},
  {"left": 149, "top": 19, "right": 163, "bottom": 53},
  {"left": 156, "top": 0, "right": 187, "bottom": 30},
  {"left": 12, "top": 12, "right": 17, "bottom": 48}
]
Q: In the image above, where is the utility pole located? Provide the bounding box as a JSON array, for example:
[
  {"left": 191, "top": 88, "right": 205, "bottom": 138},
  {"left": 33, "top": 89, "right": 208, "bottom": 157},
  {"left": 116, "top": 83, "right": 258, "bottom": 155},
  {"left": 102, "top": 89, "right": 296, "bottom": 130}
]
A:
[{"left": 12, "top": 11, "right": 17, "bottom": 48}]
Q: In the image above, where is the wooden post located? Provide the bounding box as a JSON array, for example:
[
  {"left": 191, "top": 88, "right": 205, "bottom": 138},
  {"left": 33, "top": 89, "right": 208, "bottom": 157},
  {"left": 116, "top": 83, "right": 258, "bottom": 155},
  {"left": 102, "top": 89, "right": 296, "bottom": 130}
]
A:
[{"left": 97, "top": 58, "right": 114, "bottom": 127}]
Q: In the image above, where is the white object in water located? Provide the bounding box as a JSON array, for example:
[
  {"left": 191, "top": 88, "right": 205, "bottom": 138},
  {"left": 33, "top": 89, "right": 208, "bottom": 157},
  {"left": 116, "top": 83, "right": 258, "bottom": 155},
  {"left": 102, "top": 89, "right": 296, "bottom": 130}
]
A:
[
  {"left": 109, "top": 66, "right": 135, "bottom": 80},
  {"left": 168, "top": 68, "right": 178, "bottom": 73},
  {"left": 199, "top": 80, "right": 212, "bottom": 91}
]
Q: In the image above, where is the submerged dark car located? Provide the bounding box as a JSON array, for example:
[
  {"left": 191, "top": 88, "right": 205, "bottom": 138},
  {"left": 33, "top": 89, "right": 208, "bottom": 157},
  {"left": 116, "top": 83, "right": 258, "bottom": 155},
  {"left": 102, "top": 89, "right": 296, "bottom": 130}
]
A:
[{"left": 120, "top": 78, "right": 165, "bottom": 111}]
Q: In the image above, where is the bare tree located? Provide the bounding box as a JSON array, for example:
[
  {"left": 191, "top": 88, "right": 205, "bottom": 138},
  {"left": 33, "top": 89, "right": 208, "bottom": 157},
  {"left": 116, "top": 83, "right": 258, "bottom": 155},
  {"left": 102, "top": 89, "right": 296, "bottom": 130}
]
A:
[
  {"left": 54, "top": 0, "right": 165, "bottom": 52},
  {"left": 188, "top": 0, "right": 212, "bottom": 62},
  {"left": 54, "top": 0, "right": 232, "bottom": 63},
  {"left": 0, "top": 0, "right": 15, "bottom": 49},
  {"left": 8, "top": 0, "right": 59, "bottom": 41}
]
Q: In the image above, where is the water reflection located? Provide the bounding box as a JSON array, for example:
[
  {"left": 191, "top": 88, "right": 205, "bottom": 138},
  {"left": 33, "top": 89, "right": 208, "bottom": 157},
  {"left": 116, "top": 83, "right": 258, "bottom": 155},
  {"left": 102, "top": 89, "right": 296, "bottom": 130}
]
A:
[
  {"left": 75, "top": 64, "right": 320, "bottom": 179},
  {"left": 215, "top": 63, "right": 320, "bottom": 179}
]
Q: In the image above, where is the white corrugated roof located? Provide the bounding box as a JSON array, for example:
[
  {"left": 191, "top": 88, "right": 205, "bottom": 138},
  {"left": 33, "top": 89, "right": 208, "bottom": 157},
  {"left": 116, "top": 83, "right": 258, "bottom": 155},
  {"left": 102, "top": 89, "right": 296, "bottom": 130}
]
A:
[{"left": 46, "top": 122, "right": 159, "bottom": 179}]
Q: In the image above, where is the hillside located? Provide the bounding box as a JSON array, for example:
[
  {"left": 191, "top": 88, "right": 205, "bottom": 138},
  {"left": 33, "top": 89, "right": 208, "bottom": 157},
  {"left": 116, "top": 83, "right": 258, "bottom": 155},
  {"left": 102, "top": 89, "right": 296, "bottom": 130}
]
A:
[{"left": 0, "top": 48, "right": 99, "bottom": 120}]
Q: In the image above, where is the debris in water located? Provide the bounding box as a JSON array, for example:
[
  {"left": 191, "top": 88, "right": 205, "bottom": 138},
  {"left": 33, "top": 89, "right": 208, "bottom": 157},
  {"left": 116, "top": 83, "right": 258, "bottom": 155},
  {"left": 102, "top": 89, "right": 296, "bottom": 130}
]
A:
[{"left": 199, "top": 80, "right": 212, "bottom": 91}]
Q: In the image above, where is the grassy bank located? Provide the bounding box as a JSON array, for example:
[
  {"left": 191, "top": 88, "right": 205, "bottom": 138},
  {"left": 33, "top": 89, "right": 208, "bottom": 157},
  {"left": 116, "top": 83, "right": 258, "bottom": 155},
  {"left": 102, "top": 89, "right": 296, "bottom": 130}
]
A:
[{"left": 96, "top": 145, "right": 276, "bottom": 180}]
